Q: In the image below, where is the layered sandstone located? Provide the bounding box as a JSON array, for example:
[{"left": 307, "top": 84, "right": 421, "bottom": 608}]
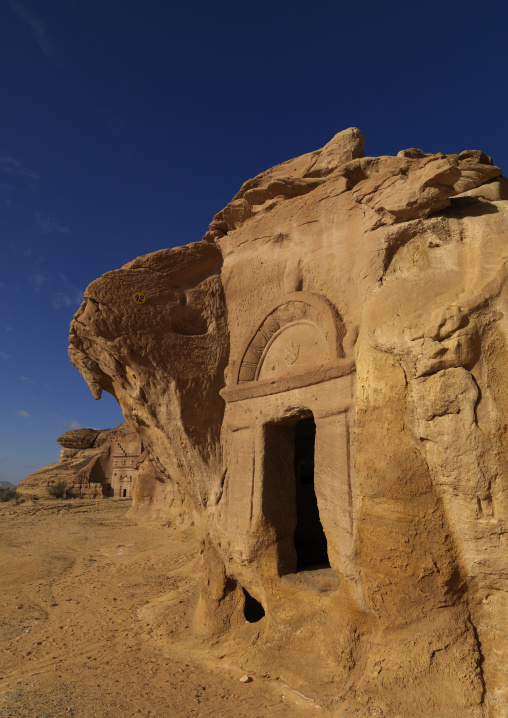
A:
[{"left": 68, "top": 129, "right": 508, "bottom": 717}]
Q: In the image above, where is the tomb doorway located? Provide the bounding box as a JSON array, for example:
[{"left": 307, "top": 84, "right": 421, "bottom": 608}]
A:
[
  {"left": 263, "top": 412, "right": 330, "bottom": 574},
  {"left": 293, "top": 417, "right": 329, "bottom": 569}
]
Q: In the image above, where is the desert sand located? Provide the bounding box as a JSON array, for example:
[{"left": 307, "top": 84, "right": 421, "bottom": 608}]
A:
[{"left": 0, "top": 498, "right": 317, "bottom": 718}]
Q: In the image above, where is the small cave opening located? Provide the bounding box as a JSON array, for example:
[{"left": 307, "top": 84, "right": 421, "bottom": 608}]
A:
[
  {"left": 293, "top": 417, "right": 330, "bottom": 570},
  {"left": 242, "top": 588, "right": 265, "bottom": 623}
]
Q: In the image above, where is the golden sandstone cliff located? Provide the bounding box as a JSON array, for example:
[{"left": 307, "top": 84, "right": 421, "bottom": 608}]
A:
[{"left": 67, "top": 129, "right": 508, "bottom": 717}]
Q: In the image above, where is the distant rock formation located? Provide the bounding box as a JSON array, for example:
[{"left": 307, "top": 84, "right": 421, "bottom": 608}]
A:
[
  {"left": 68, "top": 129, "right": 508, "bottom": 716},
  {"left": 18, "top": 424, "right": 137, "bottom": 498},
  {"left": 18, "top": 424, "right": 192, "bottom": 523}
]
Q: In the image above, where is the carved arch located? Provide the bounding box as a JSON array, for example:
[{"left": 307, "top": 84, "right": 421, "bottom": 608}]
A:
[{"left": 235, "top": 292, "right": 343, "bottom": 385}]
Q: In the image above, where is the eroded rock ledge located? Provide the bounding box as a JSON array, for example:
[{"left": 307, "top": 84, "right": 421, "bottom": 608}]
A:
[{"left": 69, "top": 129, "right": 508, "bottom": 717}]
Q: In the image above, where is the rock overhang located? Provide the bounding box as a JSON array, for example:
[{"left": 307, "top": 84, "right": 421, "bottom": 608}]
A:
[{"left": 67, "top": 128, "right": 508, "bottom": 716}]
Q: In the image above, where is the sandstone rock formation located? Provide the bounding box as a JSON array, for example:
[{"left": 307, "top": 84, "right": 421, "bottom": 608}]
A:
[
  {"left": 68, "top": 128, "right": 508, "bottom": 717},
  {"left": 18, "top": 424, "right": 140, "bottom": 498},
  {"left": 18, "top": 424, "right": 190, "bottom": 522}
]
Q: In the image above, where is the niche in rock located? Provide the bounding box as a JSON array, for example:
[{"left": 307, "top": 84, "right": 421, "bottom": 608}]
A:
[
  {"left": 169, "top": 302, "right": 208, "bottom": 336},
  {"left": 242, "top": 588, "right": 265, "bottom": 623}
]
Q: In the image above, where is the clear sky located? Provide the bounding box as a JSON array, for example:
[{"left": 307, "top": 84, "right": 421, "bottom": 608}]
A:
[{"left": 1, "top": 0, "right": 508, "bottom": 485}]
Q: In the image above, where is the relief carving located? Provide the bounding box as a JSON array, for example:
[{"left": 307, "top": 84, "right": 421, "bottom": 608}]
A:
[
  {"left": 236, "top": 293, "right": 342, "bottom": 384},
  {"left": 284, "top": 341, "right": 300, "bottom": 366}
]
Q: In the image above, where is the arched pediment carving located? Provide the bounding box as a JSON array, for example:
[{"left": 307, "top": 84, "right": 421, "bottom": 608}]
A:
[{"left": 235, "top": 292, "right": 343, "bottom": 385}]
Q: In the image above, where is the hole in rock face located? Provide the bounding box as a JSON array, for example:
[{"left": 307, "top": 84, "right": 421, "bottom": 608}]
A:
[
  {"left": 293, "top": 417, "right": 330, "bottom": 570},
  {"left": 242, "top": 588, "right": 265, "bottom": 623}
]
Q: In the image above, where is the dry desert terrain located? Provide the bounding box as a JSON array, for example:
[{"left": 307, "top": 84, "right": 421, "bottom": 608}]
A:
[{"left": 0, "top": 498, "right": 318, "bottom": 718}]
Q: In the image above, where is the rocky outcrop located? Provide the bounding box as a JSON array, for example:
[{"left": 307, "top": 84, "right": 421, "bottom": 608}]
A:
[
  {"left": 18, "top": 424, "right": 138, "bottom": 498},
  {"left": 18, "top": 424, "right": 192, "bottom": 524},
  {"left": 68, "top": 128, "right": 508, "bottom": 717}
]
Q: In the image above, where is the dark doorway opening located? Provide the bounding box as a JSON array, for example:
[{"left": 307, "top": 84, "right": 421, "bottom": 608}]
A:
[
  {"left": 242, "top": 588, "right": 265, "bottom": 623},
  {"left": 293, "top": 418, "right": 330, "bottom": 570},
  {"left": 122, "top": 489, "right": 127, "bottom": 497}
]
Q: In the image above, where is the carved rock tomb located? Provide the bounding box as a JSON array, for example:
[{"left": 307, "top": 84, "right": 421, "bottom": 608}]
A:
[{"left": 68, "top": 128, "right": 508, "bottom": 717}]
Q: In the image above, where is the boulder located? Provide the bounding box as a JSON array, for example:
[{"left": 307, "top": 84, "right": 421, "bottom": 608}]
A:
[{"left": 56, "top": 427, "right": 101, "bottom": 449}]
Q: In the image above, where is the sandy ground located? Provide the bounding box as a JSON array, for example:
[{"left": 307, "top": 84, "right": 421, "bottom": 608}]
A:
[{"left": 0, "top": 498, "right": 320, "bottom": 718}]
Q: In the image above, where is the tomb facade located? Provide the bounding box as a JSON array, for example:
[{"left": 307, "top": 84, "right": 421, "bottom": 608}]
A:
[{"left": 110, "top": 434, "right": 143, "bottom": 498}]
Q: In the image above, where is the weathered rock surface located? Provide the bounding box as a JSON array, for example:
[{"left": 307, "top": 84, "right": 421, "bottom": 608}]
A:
[
  {"left": 68, "top": 128, "right": 508, "bottom": 716},
  {"left": 56, "top": 427, "right": 101, "bottom": 449}
]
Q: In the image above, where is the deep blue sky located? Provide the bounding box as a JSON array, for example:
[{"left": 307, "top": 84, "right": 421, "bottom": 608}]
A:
[{"left": 2, "top": 0, "right": 508, "bottom": 484}]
